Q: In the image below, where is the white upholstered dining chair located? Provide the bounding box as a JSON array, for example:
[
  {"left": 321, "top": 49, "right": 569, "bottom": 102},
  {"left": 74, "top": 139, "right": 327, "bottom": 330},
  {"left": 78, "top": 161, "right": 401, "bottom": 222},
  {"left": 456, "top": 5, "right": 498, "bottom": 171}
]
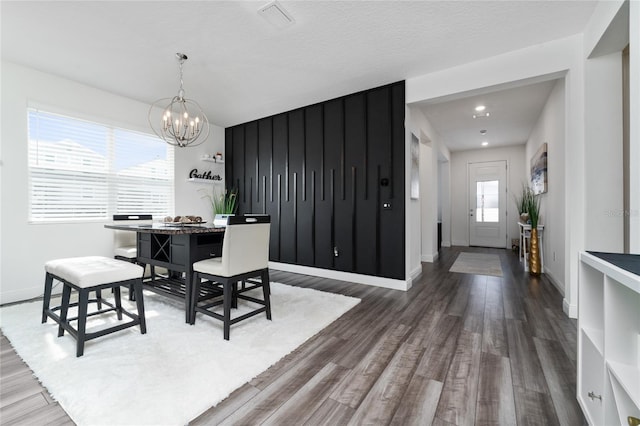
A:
[
  {"left": 112, "top": 214, "right": 153, "bottom": 299},
  {"left": 112, "top": 214, "right": 153, "bottom": 261},
  {"left": 190, "top": 215, "right": 271, "bottom": 340}
]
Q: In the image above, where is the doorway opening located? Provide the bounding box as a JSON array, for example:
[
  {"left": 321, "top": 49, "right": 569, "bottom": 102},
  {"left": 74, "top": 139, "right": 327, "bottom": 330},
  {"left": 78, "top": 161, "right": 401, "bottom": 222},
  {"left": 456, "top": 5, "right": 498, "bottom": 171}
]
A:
[{"left": 468, "top": 160, "right": 507, "bottom": 248}]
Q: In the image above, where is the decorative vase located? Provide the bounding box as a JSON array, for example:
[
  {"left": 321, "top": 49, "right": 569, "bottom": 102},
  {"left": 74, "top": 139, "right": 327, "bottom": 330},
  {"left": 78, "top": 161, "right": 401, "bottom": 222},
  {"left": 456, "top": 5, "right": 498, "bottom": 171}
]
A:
[
  {"left": 529, "top": 227, "right": 541, "bottom": 275},
  {"left": 520, "top": 213, "right": 529, "bottom": 223}
]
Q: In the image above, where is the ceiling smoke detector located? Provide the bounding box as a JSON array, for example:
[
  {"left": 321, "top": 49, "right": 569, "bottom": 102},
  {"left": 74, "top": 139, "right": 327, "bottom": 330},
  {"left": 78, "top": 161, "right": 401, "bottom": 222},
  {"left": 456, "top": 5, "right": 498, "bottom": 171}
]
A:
[
  {"left": 480, "top": 129, "right": 487, "bottom": 135},
  {"left": 473, "top": 112, "right": 490, "bottom": 119},
  {"left": 258, "top": 1, "right": 295, "bottom": 28}
]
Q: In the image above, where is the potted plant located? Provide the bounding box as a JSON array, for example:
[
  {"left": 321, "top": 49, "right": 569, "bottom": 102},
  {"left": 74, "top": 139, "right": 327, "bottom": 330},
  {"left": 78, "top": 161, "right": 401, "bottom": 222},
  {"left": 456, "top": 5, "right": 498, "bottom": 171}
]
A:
[
  {"left": 211, "top": 188, "right": 237, "bottom": 215},
  {"left": 525, "top": 188, "right": 542, "bottom": 275},
  {"left": 513, "top": 183, "right": 533, "bottom": 223},
  {"left": 200, "top": 188, "right": 238, "bottom": 226}
]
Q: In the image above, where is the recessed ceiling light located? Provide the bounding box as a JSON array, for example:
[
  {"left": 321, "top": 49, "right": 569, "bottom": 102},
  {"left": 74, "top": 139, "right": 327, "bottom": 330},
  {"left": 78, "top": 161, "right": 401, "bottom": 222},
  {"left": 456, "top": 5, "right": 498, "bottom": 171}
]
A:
[
  {"left": 482, "top": 141, "right": 489, "bottom": 146},
  {"left": 475, "top": 105, "right": 486, "bottom": 112}
]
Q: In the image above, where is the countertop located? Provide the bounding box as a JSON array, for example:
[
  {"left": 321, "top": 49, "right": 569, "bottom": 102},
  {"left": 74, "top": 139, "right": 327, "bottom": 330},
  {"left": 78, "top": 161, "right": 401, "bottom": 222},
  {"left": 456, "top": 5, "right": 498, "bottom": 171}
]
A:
[{"left": 105, "top": 223, "right": 225, "bottom": 235}]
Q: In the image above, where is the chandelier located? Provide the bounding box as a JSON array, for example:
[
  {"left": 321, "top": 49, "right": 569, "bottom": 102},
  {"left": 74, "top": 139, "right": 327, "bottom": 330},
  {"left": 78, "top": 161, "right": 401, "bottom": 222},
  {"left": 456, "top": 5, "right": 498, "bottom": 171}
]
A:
[{"left": 149, "top": 53, "right": 209, "bottom": 147}]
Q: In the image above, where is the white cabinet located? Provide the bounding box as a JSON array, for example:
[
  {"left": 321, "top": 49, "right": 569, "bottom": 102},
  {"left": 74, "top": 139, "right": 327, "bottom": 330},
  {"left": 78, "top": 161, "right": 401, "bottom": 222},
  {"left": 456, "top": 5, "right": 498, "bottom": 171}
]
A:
[{"left": 578, "top": 252, "right": 640, "bottom": 426}]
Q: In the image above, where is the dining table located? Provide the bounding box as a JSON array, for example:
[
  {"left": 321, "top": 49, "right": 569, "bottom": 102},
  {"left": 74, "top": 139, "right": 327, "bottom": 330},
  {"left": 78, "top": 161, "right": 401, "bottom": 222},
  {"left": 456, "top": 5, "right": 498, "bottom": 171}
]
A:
[{"left": 104, "top": 222, "right": 225, "bottom": 323}]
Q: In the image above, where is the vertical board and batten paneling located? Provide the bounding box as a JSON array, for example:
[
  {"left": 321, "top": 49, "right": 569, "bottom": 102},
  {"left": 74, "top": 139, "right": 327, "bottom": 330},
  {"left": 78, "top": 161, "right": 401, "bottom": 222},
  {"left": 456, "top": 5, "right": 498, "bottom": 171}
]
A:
[{"left": 225, "top": 81, "right": 405, "bottom": 280}]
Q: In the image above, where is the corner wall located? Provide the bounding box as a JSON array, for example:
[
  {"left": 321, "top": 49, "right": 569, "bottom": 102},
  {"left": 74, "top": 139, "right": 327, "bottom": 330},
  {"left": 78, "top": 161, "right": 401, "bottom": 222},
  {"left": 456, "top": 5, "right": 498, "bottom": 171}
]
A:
[
  {"left": 0, "top": 61, "right": 223, "bottom": 304},
  {"left": 406, "top": 107, "right": 450, "bottom": 271},
  {"left": 525, "top": 79, "right": 566, "bottom": 293},
  {"left": 583, "top": 51, "right": 624, "bottom": 252},
  {"left": 631, "top": 0, "right": 640, "bottom": 252}
]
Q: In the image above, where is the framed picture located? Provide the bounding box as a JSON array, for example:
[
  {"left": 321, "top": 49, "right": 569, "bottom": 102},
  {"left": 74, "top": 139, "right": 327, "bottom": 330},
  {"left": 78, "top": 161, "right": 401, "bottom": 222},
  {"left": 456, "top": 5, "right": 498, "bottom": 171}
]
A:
[
  {"left": 410, "top": 135, "right": 419, "bottom": 199},
  {"left": 531, "top": 142, "right": 548, "bottom": 194}
]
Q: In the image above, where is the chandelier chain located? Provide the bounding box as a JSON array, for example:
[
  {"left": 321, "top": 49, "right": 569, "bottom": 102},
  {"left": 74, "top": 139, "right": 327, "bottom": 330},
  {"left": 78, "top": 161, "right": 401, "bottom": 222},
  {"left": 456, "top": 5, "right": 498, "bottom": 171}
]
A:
[{"left": 177, "top": 56, "right": 185, "bottom": 98}]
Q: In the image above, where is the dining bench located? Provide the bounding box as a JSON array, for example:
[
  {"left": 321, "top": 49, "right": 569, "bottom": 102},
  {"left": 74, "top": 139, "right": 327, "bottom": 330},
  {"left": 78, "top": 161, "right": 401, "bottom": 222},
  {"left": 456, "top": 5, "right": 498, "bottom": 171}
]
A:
[{"left": 42, "top": 256, "right": 146, "bottom": 357}]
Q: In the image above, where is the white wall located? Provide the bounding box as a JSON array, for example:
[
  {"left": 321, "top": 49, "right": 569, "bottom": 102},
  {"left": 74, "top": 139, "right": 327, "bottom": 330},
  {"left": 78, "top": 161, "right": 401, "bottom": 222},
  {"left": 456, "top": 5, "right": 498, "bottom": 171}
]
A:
[
  {"left": 630, "top": 0, "right": 640, "bottom": 253},
  {"left": 0, "top": 62, "right": 223, "bottom": 304},
  {"left": 406, "top": 106, "right": 450, "bottom": 271},
  {"left": 439, "top": 159, "right": 451, "bottom": 247},
  {"left": 419, "top": 134, "right": 437, "bottom": 262},
  {"left": 450, "top": 146, "right": 526, "bottom": 247},
  {"left": 583, "top": 51, "right": 624, "bottom": 252},
  {"left": 174, "top": 127, "right": 226, "bottom": 224},
  {"left": 581, "top": 0, "right": 639, "bottom": 254},
  {"left": 405, "top": 107, "right": 421, "bottom": 282},
  {"left": 525, "top": 79, "right": 566, "bottom": 293}
]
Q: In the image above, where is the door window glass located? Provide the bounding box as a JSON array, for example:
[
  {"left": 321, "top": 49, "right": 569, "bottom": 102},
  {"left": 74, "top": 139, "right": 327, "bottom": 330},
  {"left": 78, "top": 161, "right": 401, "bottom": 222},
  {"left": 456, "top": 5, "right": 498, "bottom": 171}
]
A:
[{"left": 475, "top": 180, "right": 499, "bottom": 222}]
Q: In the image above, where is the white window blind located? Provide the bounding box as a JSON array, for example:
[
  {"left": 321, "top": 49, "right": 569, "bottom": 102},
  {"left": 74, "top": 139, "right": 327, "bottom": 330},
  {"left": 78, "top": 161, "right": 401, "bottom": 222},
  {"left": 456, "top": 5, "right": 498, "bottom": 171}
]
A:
[{"left": 28, "top": 108, "right": 174, "bottom": 222}]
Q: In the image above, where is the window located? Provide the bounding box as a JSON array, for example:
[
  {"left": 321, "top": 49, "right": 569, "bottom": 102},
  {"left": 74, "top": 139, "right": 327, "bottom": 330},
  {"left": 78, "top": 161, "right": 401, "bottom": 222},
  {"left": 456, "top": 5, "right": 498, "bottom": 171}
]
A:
[
  {"left": 28, "top": 108, "right": 174, "bottom": 222},
  {"left": 475, "top": 180, "right": 499, "bottom": 222}
]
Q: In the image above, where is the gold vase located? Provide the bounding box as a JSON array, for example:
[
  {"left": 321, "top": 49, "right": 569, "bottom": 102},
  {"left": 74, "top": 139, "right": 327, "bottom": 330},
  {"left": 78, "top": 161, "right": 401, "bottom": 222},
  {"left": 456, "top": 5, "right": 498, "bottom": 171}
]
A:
[{"left": 529, "top": 227, "right": 541, "bottom": 275}]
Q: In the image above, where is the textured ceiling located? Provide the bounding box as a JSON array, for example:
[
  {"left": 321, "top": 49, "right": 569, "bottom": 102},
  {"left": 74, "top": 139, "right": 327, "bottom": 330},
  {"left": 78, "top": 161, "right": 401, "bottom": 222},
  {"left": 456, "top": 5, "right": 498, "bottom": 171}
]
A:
[{"left": 1, "top": 1, "right": 597, "bottom": 148}]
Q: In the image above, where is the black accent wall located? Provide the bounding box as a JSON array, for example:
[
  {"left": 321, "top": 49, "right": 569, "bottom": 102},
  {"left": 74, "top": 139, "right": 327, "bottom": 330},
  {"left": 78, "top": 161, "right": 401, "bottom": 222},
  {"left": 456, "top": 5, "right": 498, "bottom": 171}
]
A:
[{"left": 225, "top": 81, "right": 405, "bottom": 279}]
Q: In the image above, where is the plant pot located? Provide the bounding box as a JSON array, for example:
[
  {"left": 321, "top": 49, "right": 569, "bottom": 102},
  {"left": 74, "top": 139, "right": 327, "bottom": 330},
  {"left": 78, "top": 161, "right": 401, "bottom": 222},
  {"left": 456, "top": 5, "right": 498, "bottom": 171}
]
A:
[{"left": 529, "top": 227, "right": 541, "bottom": 275}]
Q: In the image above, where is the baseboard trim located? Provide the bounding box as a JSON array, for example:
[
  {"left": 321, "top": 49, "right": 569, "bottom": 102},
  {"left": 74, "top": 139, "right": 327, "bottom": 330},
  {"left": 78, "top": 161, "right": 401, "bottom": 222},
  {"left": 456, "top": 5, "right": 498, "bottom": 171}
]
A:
[
  {"left": 410, "top": 265, "right": 422, "bottom": 280},
  {"left": 563, "top": 298, "right": 578, "bottom": 319},
  {"left": 442, "top": 241, "right": 451, "bottom": 247},
  {"left": 0, "top": 285, "right": 52, "bottom": 306},
  {"left": 544, "top": 270, "right": 565, "bottom": 297},
  {"left": 421, "top": 252, "right": 439, "bottom": 263},
  {"left": 452, "top": 240, "right": 469, "bottom": 247},
  {"left": 268, "top": 262, "right": 410, "bottom": 291}
]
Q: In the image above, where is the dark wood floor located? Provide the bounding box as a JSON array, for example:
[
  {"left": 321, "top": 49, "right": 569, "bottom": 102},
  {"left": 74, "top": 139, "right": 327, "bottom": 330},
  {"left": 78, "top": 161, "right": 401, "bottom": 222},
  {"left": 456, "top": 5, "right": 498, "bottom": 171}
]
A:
[{"left": 0, "top": 247, "right": 584, "bottom": 425}]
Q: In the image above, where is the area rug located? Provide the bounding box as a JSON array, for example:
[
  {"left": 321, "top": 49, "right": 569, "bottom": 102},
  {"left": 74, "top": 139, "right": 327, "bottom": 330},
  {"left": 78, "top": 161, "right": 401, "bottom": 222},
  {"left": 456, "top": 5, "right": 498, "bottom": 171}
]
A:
[
  {"left": 449, "top": 252, "right": 503, "bottom": 277},
  {"left": 0, "top": 282, "right": 360, "bottom": 426}
]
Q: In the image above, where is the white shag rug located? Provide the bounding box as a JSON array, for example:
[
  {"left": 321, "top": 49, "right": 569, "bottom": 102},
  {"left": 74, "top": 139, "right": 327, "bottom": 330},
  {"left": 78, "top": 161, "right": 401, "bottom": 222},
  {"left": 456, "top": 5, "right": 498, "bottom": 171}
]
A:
[
  {"left": 449, "top": 252, "right": 503, "bottom": 277},
  {"left": 0, "top": 282, "right": 360, "bottom": 426}
]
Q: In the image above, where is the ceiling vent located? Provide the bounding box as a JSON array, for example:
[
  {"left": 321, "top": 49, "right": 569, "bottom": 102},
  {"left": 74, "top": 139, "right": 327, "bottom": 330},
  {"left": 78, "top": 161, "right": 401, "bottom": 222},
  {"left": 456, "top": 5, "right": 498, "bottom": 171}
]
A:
[{"left": 258, "top": 1, "right": 295, "bottom": 29}]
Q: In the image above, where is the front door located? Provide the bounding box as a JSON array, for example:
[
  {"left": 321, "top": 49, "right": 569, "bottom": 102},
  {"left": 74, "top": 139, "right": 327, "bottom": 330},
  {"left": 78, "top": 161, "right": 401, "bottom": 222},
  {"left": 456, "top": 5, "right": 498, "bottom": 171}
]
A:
[{"left": 468, "top": 161, "right": 507, "bottom": 248}]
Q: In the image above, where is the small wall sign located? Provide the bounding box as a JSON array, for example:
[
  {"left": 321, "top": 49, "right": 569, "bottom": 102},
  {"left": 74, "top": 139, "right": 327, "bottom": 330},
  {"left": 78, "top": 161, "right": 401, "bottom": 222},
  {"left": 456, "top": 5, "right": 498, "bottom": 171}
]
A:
[{"left": 189, "top": 169, "right": 222, "bottom": 181}]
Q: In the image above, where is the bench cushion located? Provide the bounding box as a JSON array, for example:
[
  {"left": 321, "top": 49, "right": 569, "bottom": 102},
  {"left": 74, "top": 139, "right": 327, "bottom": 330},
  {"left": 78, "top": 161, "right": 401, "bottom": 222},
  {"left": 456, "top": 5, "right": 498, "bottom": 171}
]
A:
[
  {"left": 45, "top": 256, "right": 143, "bottom": 288},
  {"left": 114, "top": 245, "right": 137, "bottom": 258},
  {"left": 193, "top": 257, "right": 223, "bottom": 276}
]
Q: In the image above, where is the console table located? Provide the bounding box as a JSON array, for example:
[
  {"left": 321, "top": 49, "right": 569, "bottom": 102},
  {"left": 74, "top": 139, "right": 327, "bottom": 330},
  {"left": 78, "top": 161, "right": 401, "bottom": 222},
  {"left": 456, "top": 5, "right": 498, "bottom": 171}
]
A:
[
  {"left": 104, "top": 223, "right": 225, "bottom": 323},
  {"left": 517, "top": 222, "right": 544, "bottom": 272}
]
